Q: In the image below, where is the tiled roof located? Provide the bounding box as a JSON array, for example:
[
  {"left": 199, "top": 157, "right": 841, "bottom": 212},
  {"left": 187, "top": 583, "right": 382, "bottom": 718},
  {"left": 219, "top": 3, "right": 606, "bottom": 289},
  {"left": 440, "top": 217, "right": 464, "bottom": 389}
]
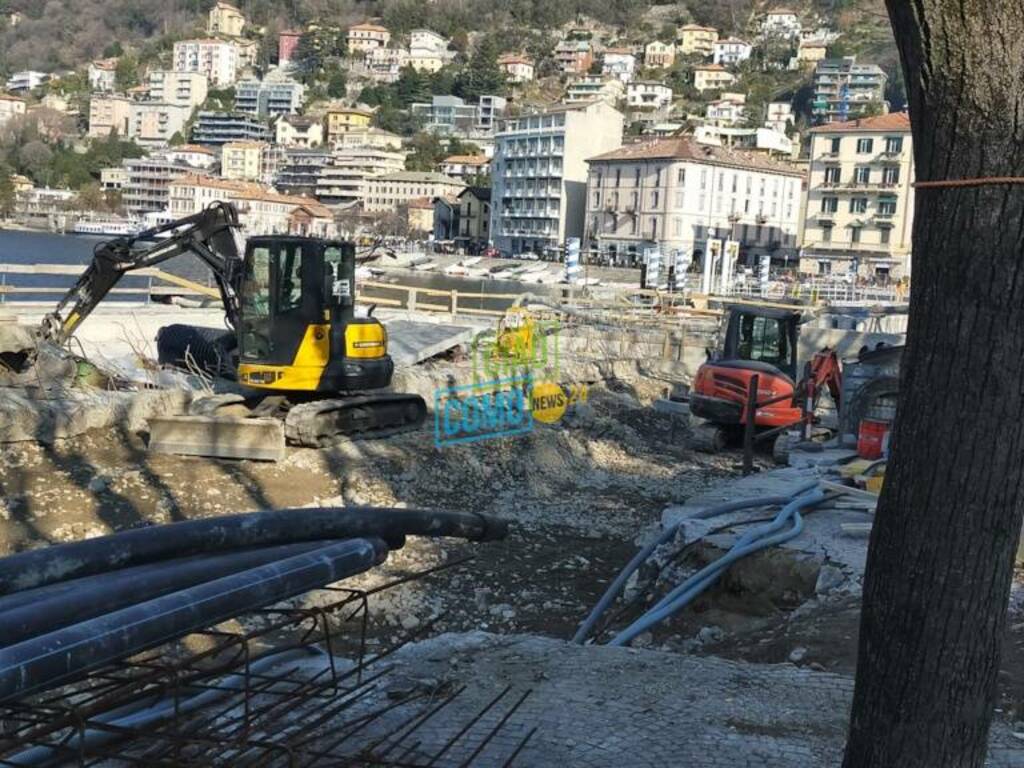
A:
[
  {"left": 173, "top": 174, "right": 333, "bottom": 217},
  {"left": 694, "top": 63, "right": 730, "bottom": 72},
  {"left": 374, "top": 171, "right": 463, "bottom": 184},
  {"left": 809, "top": 112, "right": 911, "bottom": 133},
  {"left": 349, "top": 22, "right": 389, "bottom": 33},
  {"left": 679, "top": 24, "right": 717, "bottom": 32},
  {"left": 443, "top": 155, "right": 489, "bottom": 165},
  {"left": 715, "top": 38, "right": 750, "bottom": 46},
  {"left": 498, "top": 54, "right": 533, "bottom": 65},
  {"left": 587, "top": 136, "right": 803, "bottom": 177}
]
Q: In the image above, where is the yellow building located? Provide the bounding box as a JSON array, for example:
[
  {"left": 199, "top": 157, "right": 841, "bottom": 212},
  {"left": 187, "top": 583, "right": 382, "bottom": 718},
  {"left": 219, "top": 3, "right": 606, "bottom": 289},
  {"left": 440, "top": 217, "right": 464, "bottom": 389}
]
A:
[
  {"left": 693, "top": 64, "right": 736, "bottom": 92},
  {"left": 347, "top": 23, "right": 391, "bottom": 54},
  {"left": 207, "top": 1, "right": 245, "bottom": 37},
  {"left": 677, "top": 24, "right": 718, "bottom": 57},
  {"left": 324, "top": 106, "right": 374, "bottom": 143},
  {"left": 221, "top": 141, "right": 267, "bottom": 182}
]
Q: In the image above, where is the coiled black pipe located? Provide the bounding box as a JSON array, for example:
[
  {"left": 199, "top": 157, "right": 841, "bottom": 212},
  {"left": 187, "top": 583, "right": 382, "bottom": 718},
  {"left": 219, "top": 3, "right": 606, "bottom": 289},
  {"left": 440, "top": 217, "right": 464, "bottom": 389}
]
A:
[
  {"left": 0, "top": 537, "right": 388, "bottom": 704},
  {"left": 0, "top": 507, "right": 507, "bottom": 596},
  {"left": 0, "top": 542, "right": 340, "bottom": 648}
]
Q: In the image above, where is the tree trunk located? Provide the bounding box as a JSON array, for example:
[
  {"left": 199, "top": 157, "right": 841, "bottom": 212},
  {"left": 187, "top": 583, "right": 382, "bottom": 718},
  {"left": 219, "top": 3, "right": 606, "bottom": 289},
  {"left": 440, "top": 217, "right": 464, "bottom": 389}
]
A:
[{"left": 843, "top": 3, "right": 1024, "bottom": 767}]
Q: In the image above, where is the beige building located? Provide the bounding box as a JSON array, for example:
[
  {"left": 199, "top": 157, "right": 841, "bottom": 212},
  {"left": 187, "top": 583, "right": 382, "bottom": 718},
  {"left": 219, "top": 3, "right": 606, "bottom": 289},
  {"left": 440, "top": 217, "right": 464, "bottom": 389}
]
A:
[
  {"left": 363, "top": 171, "right": 465, "bottom": 213},
  {"left": 585, "top": 136, "right": 804, "bottom": 267},
  {"left": 455, "top": 186, "right": 491, "bottom": 248},
  {"left": 129, "top": 102, "right": 192, "bottom": 146},
  {"left": 315, "top": 146, "right": 406, "bottom": 206},
  {"left": 276, "top": 115, "right": 324, "bottom": 148},
  {"left": 0, "top": 93, "right": 26, "bottom": 128},
  {"left": 147, "top": 70, "right": 209, "bottom": 109},
  {"left": 677, "top": 24, "right": 718, "bottom": 57},
  {"left": 331, "top": 127, "right": 402, "bottom": 151},
  {"left": 439, "top": 155, "right": 490, "bottom": 180},
  {"left": 88, "top": 96, "right": 132, "bottom": 138},
  {"left": 801, "top": 112, "right": 914, "bottom": 278},
  {"left": 173, "top": 39, "right": 239, "bottom": 86},
  {"left": 497, "top": 54, "right": 535, "bottom": 83},
  {"left": 208, "top": 1, "right": 245, "bottom": 37},
  {"left": 347, "top": 23, "right": 391, "bottom": 53},
  {"left": 796, "top": 39, "right": 828, "bottom": 64},
  {"left": 221, "top": 141, "right": 268, "bottom": 181},
  {"left": 324, "top": 106, "right": 374, "bottom": 143},
  {"left": 644, "top": 41, "right": 676, "bottom": 69},
  {"left": 100, "top": 166, "right": 128, "bottom": 190},
  {"left": 407, "top": 197, "right": 435, "bottom": 232},
  {"left": 169, "top": 174, "right": 335, "bottom": 237},
  {"left": 565, "top": 75, "right": 625, "bottom": 105},
  {"left": 694, "top": 64, "right": 737, "bottom": 92}
]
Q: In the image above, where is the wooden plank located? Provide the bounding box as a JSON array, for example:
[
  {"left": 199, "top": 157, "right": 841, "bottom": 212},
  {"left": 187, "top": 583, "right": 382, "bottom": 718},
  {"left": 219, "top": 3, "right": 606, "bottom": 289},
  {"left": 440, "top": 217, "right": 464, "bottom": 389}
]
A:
[{"left": 147, "top": 268, "right": 220, "bottom": 299}]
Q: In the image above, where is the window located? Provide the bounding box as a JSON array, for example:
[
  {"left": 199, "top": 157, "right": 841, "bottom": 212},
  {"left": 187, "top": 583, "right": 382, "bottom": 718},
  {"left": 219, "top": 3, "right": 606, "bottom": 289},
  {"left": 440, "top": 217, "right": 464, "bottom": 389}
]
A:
[
  {"left": 700, "top": 168, "right": 707, "bottom": 189},
  {"left": 880, "top": 228, "right": 891, "bottom": 244},
  {"left": 615, "top": 168, "right": 622, "bottom": 187},
  {"left": 592, "top": 191, "right": 601, "bottom": 207},
  {"left": 856, "top": 137, "right": 874, "bottom": 153},
  {"left": 631, "top": 191, "right": 638, "bottom": 209},
  {"left": 650, "top": 218, "right": 658, "bottom": 238},
  {"left": 822, "top": 224, "right": 833, "bottom": 243},
  {"left": 651, "top": 190, "right": 659, "bottom": 208},
  {"left": 635, "top": 167, "right": 641, "bottom": 187},
  {"left": 631, "top": 217, "right": 638, "bottom": 235},
  {"left": 674, "top": 217, "right": 683, "bottom": 236},
  {"left": 612, "top": 191, "right": 619, "bottom": 208},
  {"left": 854, "top": 167, "right": 871, "bottom": 184},
  {"left": 851, "top": 226, "right": 861, "bottom": 243},
  {"left": 677, "top": 168, "right": 686, "bottom": 184},
  {"left": 878, "top": 198, "right": 897, "bottom": 215},
  {"left": 818, "top": 260, "right": 832, "bottom": 275},
  {"left": 830, "top": 137, "right": 841, "bottom": 153},
  {"left": 821, "top": 197, "right": 838, "bottom": 213},
  {"left": 731, "top": 174, "right": 738, "bottom": 193},
  {"left": 736, "top": 314, "right": 789, "bottom": 369},
  {"left": 596, "top": 171, "right": 603, "bottom": 188},
  {"left": 824, "top": 167, "right": 841, "bottom": 184},
  {"left": 883, "top": 167, "right": 900, "bottom": 185},
  {"left": 698, "top": 193, "right": 706, "bottom": 209},
  {"left": 655, "top": 168, "right": 662, "bottom": 187},
  {"left": 674, "top": 189, "right": 684, "bottom": 207},
  {"left": 718, "top": 173, "right": 724, "bottom": 192},
  {"left": 885, "top": 136, "right": 903, "bottom": 153},
  {"left": 849, "top": 198, "right": 867, "bottom": 214}
]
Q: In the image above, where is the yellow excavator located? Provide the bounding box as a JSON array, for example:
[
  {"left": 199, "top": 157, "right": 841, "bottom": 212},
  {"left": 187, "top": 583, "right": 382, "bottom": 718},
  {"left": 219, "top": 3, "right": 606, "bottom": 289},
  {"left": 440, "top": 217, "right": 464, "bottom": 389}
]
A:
[{"left": 39, "top": 202, "right": 426, "bottom": 445}]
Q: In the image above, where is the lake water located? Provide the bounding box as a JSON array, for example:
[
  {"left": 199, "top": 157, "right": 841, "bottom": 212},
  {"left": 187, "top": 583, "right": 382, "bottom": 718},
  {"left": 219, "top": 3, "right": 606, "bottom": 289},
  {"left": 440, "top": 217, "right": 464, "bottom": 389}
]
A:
[{"left": 0, "top": 230, "right": 561, "bottom": 312}]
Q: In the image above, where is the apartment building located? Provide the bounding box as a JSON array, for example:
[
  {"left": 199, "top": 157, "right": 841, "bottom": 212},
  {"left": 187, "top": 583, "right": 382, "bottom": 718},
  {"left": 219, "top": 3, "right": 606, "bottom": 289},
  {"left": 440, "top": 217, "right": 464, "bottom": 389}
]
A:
[
  {"left": 765, "top": 101, "right": 794, "bottom": 133},
  {"left": 439, "top": 155, "right": 490, "bottom": 180},
  {"left": 330, "top": 127, "right": 402, "bottom": 151},
  {"left": 347, "top": 23, "right": 391, "bottom": 53},
  {"left": 408, "top": 29, "right": 451, "bottom": 73},
  {"left": 796, "top": 39, "right": 828, "bottom": 65},
  {"left": 364, "top": 47, "right": 408, "bottom": 84},
  {"left": 163, "top": 145, "right": 218, "bottom": 169},
  {"left": 565, "top": 75, "right": 624, "bottom": 105},
  {"left": 208, "top": 1, "right": 245, "bottom": 37},
  {"left": 712, "top": 39, "right": 753, "bottom": 67},
  {"left": 129, "top": 102, "right": 192, "bottom": 147},
  {"left": 801, "top": 112, "right": 913, "bottom": 277},
  {"left": 168, "top": 174, "right": 335, "bottom": 237},
  {"left": 276, "top": 115, "right": 324, "bottom": 147},
  {"left": 121, "top": 156, "right": 200, "bottom": 214},
  {"left": 455, "top": 187, "right": 491, "bottom": 250},
  {"left": 147, "top": 70, "right": 209, "bottom": 109},
  {"left": 644, "top": 42, "right": 676, "bottom": 69},
  {"left": 705, "top": 93, "right": 747, "bottom": 126},
  {"left": 5, "top": 71, "right": 47, "bottom": 92},
  {"left": 274, "top": 149, "right": 331, "bottom": 196},
  {"left": 192, "top": 111, "right": 271, "bottom": 145},
  {"left": 324, "top": 106, "right": 373, "bottom": 143},
  {"left": 278, "top": 30, "right": 302, "bottom": 65},
  {"left": 584, "top": 136, "right": 804, "bottom": 267},
  {"left": 677, "top": 25, "right": 718, "bottom": 56},
  {"left": 88, "top": 59, "right": 117, "bottom": 92},
  {"left": 694, "top": 64, "right": 737, "bottom": 92},
  {"left": 497, "top": 54, "right": 535, "bottom": 83},
  {"left": 693, "top": 125, "right": 794, "bottom": 156},
  {"left": 0, "top": 94, "right": 26, "bottom": 128},
  {"left": 627, "top": 81, "right": 673, "bottom": 111},
  {"left": 315, "top": 146, "right": 406, "bottom": 206},
  {"left": 554, "top": 41, "right": 593, "bottom": 75},
  {"left": 173, "top": 39, "right": 239, "bottom": 86},
  {"left": 477, "top": 95, "right": 507, "bottom": 133},
  {"left": 88, "top": 96, "right": 132, "bottom": 138},
  {"left": 363, "top": 171, "right": 465, "bottom": 213},
  {"left": 762, "top": 9, "right": 801, "bottom": 38},
  {"left": 221, "top": 141, "right": 268, "bottom": 181},
  {"left": 100, "top": 167, "right": 128, "bottom": 190},
  {"left": 602, "top": 49, "right": 637, "bottom": 83},
  {"left": 812, "top": 57, "right": 887, "bottom": 123},
  {"left": 490, "top": 100, "right": 625, "bottom": 257},
  {"left": 235, "top": 71, "right": 305, "bottom": 117}
]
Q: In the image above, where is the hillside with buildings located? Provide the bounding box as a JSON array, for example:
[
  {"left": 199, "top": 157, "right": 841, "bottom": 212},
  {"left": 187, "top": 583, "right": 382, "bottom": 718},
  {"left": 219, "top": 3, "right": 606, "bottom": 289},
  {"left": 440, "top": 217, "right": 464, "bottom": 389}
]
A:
[{"left": 0, "top": 0, "right": 915, "bottom": 280}]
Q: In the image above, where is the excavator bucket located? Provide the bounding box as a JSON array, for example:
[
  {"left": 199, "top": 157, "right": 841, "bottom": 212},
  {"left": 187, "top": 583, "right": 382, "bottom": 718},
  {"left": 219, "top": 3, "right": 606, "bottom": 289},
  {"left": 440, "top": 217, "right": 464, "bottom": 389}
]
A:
[{"left": 148, "top": 415, "right": 286, "bottom": 462}]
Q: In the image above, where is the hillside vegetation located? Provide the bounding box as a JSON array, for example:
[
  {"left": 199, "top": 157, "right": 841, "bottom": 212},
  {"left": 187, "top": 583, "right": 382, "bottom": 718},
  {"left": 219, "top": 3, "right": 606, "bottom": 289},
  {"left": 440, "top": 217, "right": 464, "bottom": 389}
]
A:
[{"left": 0, "top": 0, "right": 894, "bottom": 75}]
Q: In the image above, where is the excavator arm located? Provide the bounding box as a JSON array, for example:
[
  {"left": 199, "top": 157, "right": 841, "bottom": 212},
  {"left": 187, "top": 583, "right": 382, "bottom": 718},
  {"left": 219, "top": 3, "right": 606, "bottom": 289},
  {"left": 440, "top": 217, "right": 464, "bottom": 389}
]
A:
[{"left": 40, "top": 202, "right": 244, "bottom": 345}]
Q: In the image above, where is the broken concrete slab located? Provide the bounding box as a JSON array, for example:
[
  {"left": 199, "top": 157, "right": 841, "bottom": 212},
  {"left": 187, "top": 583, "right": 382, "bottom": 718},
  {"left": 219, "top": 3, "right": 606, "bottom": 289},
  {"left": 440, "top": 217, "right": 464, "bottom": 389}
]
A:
[
  {"left": 148, "top": 415, "right": 285, "bottom": 461},
  {"left": 0, "top": 388, "right": 191, "bottom": 444},
  {"left": 383, "top": 319, "right": 477, "bottom": 367}
]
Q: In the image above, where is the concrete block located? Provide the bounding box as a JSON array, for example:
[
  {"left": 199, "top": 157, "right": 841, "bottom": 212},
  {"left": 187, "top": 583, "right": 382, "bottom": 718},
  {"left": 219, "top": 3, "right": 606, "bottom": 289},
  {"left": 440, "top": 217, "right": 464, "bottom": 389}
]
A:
[{"left": 148, "top": 415, "right": 285, "bottom": 462}]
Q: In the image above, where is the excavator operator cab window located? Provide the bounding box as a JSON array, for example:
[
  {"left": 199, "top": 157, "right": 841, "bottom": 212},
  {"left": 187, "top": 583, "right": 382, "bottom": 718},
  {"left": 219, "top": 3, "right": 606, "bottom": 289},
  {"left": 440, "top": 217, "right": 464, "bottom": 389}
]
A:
[
  {"left": 738, "top": 314, "right": 789, "bottom": 369},
  {"left": 240, "top": 246, "right": 272, "bottom": 360}
]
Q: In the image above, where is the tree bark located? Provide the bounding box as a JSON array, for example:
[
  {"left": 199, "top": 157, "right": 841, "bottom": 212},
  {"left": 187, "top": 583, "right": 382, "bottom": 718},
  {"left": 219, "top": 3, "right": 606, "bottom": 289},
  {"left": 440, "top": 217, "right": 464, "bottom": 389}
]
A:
[{"left": 843, "top": 3, "right": 1024, "bottom": 767}]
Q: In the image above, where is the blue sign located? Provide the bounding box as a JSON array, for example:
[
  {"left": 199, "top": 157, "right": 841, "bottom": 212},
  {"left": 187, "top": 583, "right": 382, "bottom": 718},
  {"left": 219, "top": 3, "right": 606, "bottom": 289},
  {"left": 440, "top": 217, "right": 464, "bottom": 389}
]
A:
[{"left": 433, "top": 376, "right": 534, "bottom": 448}]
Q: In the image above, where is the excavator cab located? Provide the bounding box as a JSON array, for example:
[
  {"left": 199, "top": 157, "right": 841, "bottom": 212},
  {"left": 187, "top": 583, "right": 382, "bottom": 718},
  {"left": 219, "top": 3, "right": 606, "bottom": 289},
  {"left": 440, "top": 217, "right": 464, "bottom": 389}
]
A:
[
  {"left": 719, "top": 307, "right": 801, "bottom": 382},
  {"left": 235, "top": 236, "right": 393, "bottom": 393}
]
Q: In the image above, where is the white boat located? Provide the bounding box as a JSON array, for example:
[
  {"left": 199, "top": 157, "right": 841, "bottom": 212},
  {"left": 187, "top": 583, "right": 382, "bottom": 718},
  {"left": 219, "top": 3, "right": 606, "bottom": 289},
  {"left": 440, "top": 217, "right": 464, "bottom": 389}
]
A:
[
  {"left": 355, "top": 266, "right": 374, "bottom": 280},
  {"left": 444, "top": 263, "right": 470, "bottom": 276},
  {"left": 412, "top": 260, "right": 437, "bottom": 271},
  {"left": 72, "top": 218, "right": 141, "bottom": 238},
  {"left": 460, "top": 256, "right": 482, "bottom": 267}
]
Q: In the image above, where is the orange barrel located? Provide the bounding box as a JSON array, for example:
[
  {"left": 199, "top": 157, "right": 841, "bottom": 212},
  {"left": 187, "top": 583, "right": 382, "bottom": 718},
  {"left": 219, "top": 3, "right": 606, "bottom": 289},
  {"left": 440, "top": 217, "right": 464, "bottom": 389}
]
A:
[{"left": 857, "top": 419, "right": 890, "bottom": 460}]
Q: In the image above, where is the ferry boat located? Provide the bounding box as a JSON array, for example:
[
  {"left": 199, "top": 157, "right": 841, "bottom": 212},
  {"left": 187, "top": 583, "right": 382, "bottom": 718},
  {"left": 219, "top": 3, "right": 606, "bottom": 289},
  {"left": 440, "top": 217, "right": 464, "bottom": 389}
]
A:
[{"left": 71, "top": 217, "right": 142, "bottom": 238}]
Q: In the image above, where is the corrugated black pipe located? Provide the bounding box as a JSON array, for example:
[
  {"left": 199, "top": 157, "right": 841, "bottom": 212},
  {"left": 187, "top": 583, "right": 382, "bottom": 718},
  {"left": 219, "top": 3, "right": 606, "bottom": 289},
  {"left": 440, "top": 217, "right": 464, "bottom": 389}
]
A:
[
  {"left": 0, "top": 537, "right": 389, "bottom": 704},
  {"left": 0, "top": 542, "right": 344, "bottom": 648},
  {"left": 0, "top": 507, "right": 507, "bottom": 596}
]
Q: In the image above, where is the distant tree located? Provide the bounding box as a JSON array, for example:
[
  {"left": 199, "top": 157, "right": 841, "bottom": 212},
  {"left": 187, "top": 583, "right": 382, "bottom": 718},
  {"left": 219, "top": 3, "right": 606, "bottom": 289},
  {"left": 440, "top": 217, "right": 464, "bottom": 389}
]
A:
[
  {"left": 0, "top": 169, "right": 15, "bottom": 218},
  {"left": 74, "top": 182, "right": 109, "bottom": 211},
  {"left": 168, "top": 131, "right": 185, "bottom": 146},
  {"left": 293, "top": 34, "right": 321, "bottom": 84},
  {"left": 18, "top": 140, "right": 53, "bottom": 184},
  {"left": 103, "top": 41, "right": 124, "bottom": 58},
  {"left": 405, "top": 131, "right": 446, "bottom": 171},
  {"left": 115, "top": 54, "right": 139, "bottom": 92},
  {"left": 455, "top": 37, "right": 506, "bottom": 99},
  {"left": 327, "top": 68, "right": 347, "bottom": 99},
  {"left": 374, "top": 104, "right": 422, "bottom": 135},
  {"left": 395, "top": 66, "right": 431, "bottom": 107}
]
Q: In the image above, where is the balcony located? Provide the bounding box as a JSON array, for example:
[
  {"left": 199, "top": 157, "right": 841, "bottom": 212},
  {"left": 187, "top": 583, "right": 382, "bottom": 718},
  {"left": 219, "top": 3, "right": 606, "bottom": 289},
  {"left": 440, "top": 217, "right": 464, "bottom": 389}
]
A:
[{"left": 875, "top": 151, "right": 902, "bottom": 164}]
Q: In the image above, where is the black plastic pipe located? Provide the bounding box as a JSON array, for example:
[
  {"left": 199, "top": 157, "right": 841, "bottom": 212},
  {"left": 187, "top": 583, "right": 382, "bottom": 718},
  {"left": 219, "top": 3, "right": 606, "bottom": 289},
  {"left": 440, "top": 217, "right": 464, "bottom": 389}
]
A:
[
  {"left": 0, "top": 542, "right": 343, "bottom": 648},
  {"left": 0, "top": 537, "right": 389, "bottom": 704},
  {"left": 0, "top": 507, "right": 507, "bottom": 596}
]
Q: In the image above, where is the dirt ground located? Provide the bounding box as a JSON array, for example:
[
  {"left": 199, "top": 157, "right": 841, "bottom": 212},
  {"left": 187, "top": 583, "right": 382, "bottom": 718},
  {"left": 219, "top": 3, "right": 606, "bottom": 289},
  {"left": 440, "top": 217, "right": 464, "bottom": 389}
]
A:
[{"left": 2, "top": 380, "right": 1023, "bottom": 729}]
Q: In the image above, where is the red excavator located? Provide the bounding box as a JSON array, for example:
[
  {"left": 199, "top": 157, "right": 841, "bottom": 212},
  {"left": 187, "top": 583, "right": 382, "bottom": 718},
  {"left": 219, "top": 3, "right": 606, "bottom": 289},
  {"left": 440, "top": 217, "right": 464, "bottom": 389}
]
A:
[{"left": 689, "top": 305, "right": 842, "bottom": 454}]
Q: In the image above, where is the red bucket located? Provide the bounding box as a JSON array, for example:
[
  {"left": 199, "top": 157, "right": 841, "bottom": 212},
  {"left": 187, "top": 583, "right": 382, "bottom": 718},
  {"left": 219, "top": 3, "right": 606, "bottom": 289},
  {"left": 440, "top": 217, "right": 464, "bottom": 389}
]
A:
[{"left": 858, "top": 419, "right": 890, "bottom": 460}]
